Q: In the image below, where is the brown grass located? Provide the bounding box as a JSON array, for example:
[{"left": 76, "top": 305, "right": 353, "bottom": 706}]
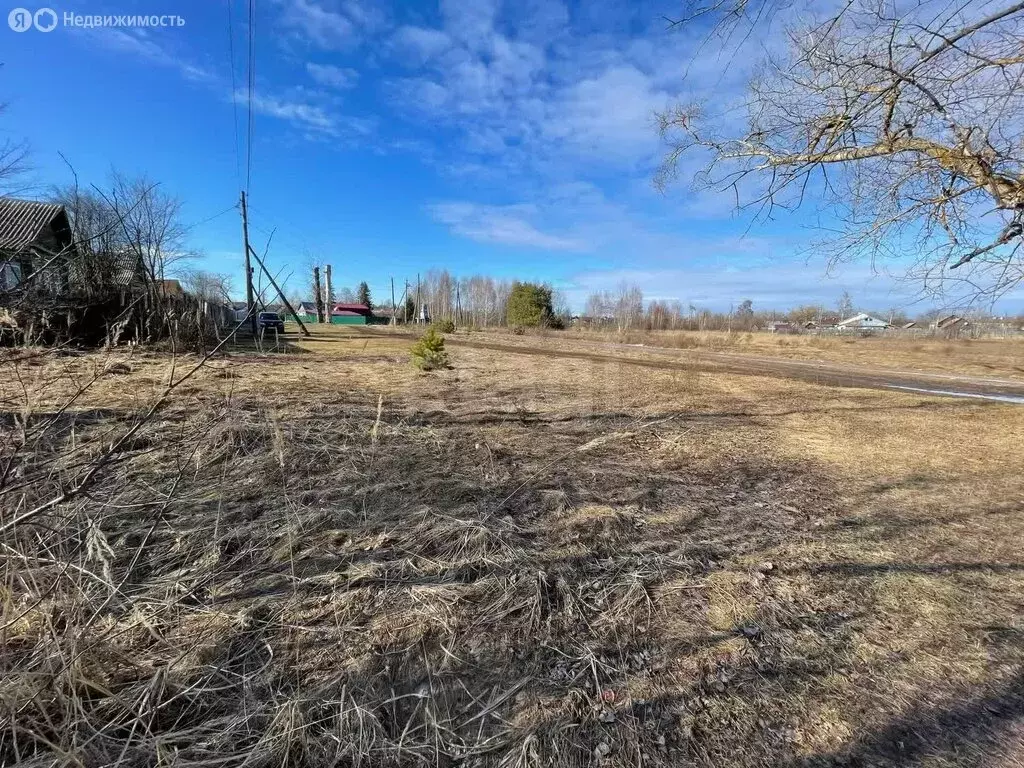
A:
[
  {"left": 1, "top": 331, "right": 1023, "bottom": 767},
  {"left": 524, "top": 326, "right": 1024, "bottom": 380}
]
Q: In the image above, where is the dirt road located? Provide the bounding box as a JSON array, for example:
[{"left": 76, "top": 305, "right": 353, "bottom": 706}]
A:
[{"left": 434, "top": 333, "right": 1024, "bottom": 403}]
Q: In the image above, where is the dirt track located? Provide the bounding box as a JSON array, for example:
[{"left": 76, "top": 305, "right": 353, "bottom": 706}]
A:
[{"left": 433, "top": 333, "right": 1024, "bottom": 403}]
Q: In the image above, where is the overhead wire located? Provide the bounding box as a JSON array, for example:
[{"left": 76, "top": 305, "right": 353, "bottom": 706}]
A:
[
  {"left": 245, "top": 0, "right": 256, "bottom": 194},
  {"left": 225, "top": 0, "right": 241, "bottom": 188},
  {"left": 185, "top": 204, "right": 239, "bottom": 230}
]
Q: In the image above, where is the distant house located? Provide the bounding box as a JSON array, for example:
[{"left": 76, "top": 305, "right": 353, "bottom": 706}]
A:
[
  {"left": 574, "top": 314, "right": 616, "bottom": 327},
  {"left": 836, "top": 313, "right": 890, "bottom": 330},
  {"left": 935, "top": 314, "right": 968, "bottom": 330},
  {"left": 157, "top": 279, "right": 185, "bottom": 298},
  {"left": 332, "top": 302, "right": 373, "bottom": 325},
  {"left": 372, "top": 305, "right": 399, "bottom": 322},
  {"left": 901, "top": 321, "right": 918, "bottom": 329},
  {"left": 282, "top": 301, "right": 320, "bottom": 322},
  {"left": 0, "top": 197, "right": 77, "bottom": 294},
  {"left": 767, "top": 321, "right": 798, "bottom": 334},
  {"left": 231, "top": 301, "right": 290, "bottom": 322},
  {"left": 804, "top": 315, "right": 841, "bottom": 330}
]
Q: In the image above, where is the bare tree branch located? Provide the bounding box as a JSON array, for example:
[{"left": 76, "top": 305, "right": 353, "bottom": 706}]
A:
[{"left": 659, "top": 0, "right": 1024, "bottom": 304}]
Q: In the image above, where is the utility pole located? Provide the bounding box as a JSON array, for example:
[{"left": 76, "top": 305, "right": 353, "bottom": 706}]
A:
[
  {"left": 390, "top": 277, "right": 396, "bottom": 326},
  {"left": 313, "top": 266, "right": 324, "bottom": 323},
  {"left": 324, "top": 264, "right": 333, "bottom": 323},
  {"left": 246, "top": 244, "right": 310, "bottom": 337},
  {"left": 455, "top": 281, "right": 461, "bottom": 328},
  {"left": 415, "top": 273, "right": 421, "bottom": 324},
  {"left": 404, "top": 281, "right": 410, "bottom": 324},
  {"left": 240, "top": 191, "right": 257, "bottom": 336}
]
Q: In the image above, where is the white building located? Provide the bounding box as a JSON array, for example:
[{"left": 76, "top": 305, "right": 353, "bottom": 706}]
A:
[{"left": 836, "top": 313, "right": 890, "bottom": 330}]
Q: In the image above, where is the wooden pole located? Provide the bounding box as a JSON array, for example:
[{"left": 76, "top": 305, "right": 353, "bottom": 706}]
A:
[
  {"left": 404, "top": 281, "right": 410, "bottom": 324},
  {"left": 324, "top": 264, "right": 333, "bottom": 323},
  {"left": 313, "top": 267, "right": 324, "bottom": 323},
  {"left": 240, "top": 191, "right": 257, "bottom": 336},
  {"left": 415, "top": 273, "right": 421, "bottom": 324},
  {"left": 455, "top": 281, "right": 461, "bottom": 328},
  {"left": 390, "top": 277, "right": 396, "bottom": 326},
  {"left": 247, "top": 244, "right": 310, "bottom": 337}
]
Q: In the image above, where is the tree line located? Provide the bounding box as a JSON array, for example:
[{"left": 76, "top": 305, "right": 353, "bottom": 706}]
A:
[
  {"left": 36, "top": 170, "right": 1022, "bottom": 334},
  {"left": 327, "top": 270, "right": 572, "bottom": 328}
]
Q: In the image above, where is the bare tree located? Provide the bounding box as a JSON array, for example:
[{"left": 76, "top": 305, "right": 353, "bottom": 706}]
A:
[
  {"left": 585, "top": 290, "right": 613, "bottom": 322},
  {"left": 551, "top": 287, "right": 572, "bottom": 320},
  {"left": 614, "top": 282, "right": 644, "bottom": 331},
  {"left": 50, "top": 186, "right": 129, "bottom": 292},
  {"left": 0, "top": 101, "right": 29, "bottom": 194},
  {"left": 659, "top": 1, "right": 1024, "bottom": 305},
  {"left": 104, "top": 172, "right": 193, "bottom": 288},
  {"left": 51, "top": 172, "right": 194, "bottom": 299},
  {"left": 837, "top": 290, "right": 855, "bottom": 319},
  {"left": 180, "top": 269, "right": 233, "bottom": 303}
]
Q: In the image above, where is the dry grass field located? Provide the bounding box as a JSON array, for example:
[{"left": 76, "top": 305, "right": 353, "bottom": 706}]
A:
[
  {"left": 538, "top": 327, "right": 1024, "bottom": 381},
  {"left": 2, "top": 326, "right": 1023, "bottom": 767}
]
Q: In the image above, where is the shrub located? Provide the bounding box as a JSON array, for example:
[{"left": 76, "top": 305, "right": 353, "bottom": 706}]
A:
[
  {"left": 432, "top": 319, "right": 455, "bottom": 334},
  {"left": 410, "top": 328, "right": 449, "bottom": 370},
  {"left": 510, "top": 326, "right": 526, "bottom": 336}
]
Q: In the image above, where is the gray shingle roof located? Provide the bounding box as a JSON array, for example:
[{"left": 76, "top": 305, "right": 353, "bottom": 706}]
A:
[{"left": 0, "top": 197, "right": 65, "bottom": 251}]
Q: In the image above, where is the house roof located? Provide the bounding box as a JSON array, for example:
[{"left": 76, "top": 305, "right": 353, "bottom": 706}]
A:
[
  {"left": 333, "top": 302, "right": 371, "bottom": 313},
  {"left": 157, "top": 279, "right": 184, "bottom": 296},
  {"left": 838, "top": 313, "right": 868, "bottom": 325},
  {"left": 837, "top": 313, "right": 888, "bottom": 327},
  {"left": 333, "top": 309, "right": 364, "bottom": 316},
  {"left": 0, "top": 197, "right": 67, "bottom": 251}
]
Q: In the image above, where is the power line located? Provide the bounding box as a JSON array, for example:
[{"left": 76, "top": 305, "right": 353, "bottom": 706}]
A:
[
  {"left": 245, "top": 0, "right": 256, "bottom": 193},
  {"left": 225, "top": 0, "right": 241, "bottom": 187},
  {"left": 185, "top": 204, "right": 238, "bottom": 230},
  {"left": 245, "top": 205, "right": 313, "bottom": 248}
]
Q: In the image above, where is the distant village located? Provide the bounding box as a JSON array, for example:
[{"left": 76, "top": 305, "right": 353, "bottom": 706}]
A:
[{"left": 1, "top": 193, "right": 1022, "bottom": 346}]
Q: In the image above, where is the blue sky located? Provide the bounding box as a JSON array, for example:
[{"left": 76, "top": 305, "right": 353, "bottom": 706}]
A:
[{"left": 2, "top": 0, "right": 1020, "bottom": 313}]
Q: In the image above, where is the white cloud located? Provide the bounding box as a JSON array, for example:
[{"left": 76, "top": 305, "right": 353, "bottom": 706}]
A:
[
  {"left": 428, "top": 202, "right": 588, "bottom": 251},
  {"left": 393, "top": 78, "right": 450, "bottom": 112},
  {"left": 238, "top": 89, "right": 339, "bottom": 134},
  {"left": 440, "top": 0, "right": 500, "bottom": 47},
  {"left": 272, "top": 0, "right": 366, "bottom": 49},
  {"left": 85, "top": 29, "right": 213, "bottom": 82},
  {"left": 392, "top": 25, "right": 452, "bottom": 63},
  {"left": 381, "top": 2, "right": 689, "bottom": 181},
  {"left": 305, "top": 62, "right": 359, "bottom": 88},
  {"left": 546, "top": 65, "right": 670, "bottom": 163}
]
